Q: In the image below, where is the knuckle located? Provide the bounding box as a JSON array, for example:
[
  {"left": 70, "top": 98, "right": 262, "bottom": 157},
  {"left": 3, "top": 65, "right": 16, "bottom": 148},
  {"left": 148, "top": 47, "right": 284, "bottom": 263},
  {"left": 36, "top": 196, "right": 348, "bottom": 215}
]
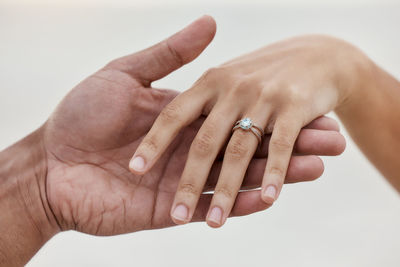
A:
[
  {"left": 159, "top": 103, "right": 181, "bottom": 124},
  {"left": 197, "top": 67, "right": 232, "bottom": 87},
  {"left": 142, "top": 136, "right": 158, "bottom": 152},
  {"left": 259, "top": 90, "right": 272, "bottom": 103},
  {"left": 165, "top": 40, "right": 184, "bottom": 66},
  {"left": 269, "top": 166, "right": 286, "bottom": 178},
  {"left": 214, "top": 186, "right": 234, "bottom": 199},
  {"left": 104, "top": 58, "right": 123, "bottom": 70},
  {"left": 270, "top": 136, "right": 293, "bottom": 151},
  {"left": 260, "top": 82, "right": 309, "bottom": 107},
  {"left": 286, "top": 84, "right": 308, "bottom": 105},
  {"left": 260, "top": 82, "right": 282, "bottom": 102},
  {"left": 178, "top": 183, "right": 200, "bottom": 196},
  {"left": 226, "top": 133, "right": 251, "bottom": 160},
  {"left": 191, "top": 130, "right": 215, "bottom": 157},
  {"left": 204, "top": 67, "right": 228, "bottom": 79},
  {"left": 231, "top": 78, "right": 253, "bottom": 96}
]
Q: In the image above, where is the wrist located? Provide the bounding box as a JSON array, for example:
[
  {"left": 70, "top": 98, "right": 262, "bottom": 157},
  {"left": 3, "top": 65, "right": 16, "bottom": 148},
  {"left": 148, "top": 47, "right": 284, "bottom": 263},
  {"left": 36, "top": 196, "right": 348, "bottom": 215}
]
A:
[
  {"left": 0, "top": 127, "right": 59, "bottom": 266},
  {"left": 331, "top": 38, "right": 375, "bottom": 111}
]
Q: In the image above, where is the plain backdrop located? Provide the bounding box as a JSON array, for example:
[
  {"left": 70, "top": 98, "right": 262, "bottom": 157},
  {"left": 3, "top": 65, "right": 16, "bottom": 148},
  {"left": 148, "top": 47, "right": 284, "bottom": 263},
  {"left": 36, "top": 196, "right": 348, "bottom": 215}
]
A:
[{"left": 1, "top": 1, "right": 399, "bottom": 266}]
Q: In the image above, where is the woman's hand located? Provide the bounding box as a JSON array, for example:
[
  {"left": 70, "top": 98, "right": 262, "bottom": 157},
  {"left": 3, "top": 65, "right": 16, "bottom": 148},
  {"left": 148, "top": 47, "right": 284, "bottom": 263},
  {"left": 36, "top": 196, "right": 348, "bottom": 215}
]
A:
[{"left": 130, "top": 35, "right": 353, "bottom": 228}]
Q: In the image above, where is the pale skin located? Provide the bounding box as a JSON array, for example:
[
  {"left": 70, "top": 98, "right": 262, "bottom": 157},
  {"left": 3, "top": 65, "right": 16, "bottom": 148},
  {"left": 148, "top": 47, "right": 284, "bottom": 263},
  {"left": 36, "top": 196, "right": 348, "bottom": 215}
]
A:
[
  {"left": 0, "top": 16, "right": 346, "bottom": 266},
  {"left": 132, "top": 22, "right": 400, "bottom": 228}
]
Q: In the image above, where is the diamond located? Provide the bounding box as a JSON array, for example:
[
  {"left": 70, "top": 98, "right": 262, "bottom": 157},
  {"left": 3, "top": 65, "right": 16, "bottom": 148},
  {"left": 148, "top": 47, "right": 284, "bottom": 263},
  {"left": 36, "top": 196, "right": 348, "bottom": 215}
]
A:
[{"left": 239, "top": 118, "right": 252, "bottom": 130}]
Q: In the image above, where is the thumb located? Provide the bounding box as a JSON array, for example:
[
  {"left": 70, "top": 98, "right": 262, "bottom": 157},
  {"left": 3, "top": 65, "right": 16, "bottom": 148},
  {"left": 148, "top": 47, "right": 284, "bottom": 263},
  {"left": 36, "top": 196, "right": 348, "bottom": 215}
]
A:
[{"left": 106, "top": 15, "right": 216, "bottom": 85}]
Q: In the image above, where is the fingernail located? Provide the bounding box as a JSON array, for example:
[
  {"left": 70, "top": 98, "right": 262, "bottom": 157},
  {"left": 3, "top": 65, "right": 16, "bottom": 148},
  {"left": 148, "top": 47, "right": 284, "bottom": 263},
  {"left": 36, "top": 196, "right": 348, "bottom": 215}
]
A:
[
  {"left": 129, "top": 156, "right": 145, "bottom": 172},
  {"left": 207, "top": 206, "right": 222, "bottom": 226},
  {"left": 171, "top": 204, "right": 189, "bottom": 223},
  {"left": 263, "top": 185, "right": 277, "bottom": 203}
]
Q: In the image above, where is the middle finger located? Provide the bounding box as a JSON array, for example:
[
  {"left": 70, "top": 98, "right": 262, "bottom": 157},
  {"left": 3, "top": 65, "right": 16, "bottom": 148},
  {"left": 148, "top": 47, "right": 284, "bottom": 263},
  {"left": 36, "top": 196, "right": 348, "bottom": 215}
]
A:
[
  {"left": 170, "top": 103, "right": 240, "bottom": 224},
  {"left": 206, "top": 108, "right": 270, "bottom": 227}
]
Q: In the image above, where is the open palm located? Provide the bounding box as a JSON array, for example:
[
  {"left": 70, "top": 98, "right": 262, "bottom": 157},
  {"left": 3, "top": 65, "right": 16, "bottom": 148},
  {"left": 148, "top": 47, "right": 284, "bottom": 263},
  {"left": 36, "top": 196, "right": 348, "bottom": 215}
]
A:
[
  {"left": 44, "top": 68, "right": 217, "bottom": 235},
  {"left": 42, "top": 17, "right": 244, "bottom": 235},
  {"left": 41, "top": 16, "right": 344, "bottom": 236}
]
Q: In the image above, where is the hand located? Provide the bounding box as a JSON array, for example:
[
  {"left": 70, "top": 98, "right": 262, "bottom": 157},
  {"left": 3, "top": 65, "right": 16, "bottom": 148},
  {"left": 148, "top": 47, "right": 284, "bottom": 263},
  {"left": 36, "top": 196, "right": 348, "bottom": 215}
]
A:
[
  {"left": 131, "top": 34, "right": 351, "bottom": 227},
  {"left": 42, "top": 19, "right": 345, "bottom": 235},
  {"left": 43, "top": 16, "right": 217, "bottom": 235},
  {"left": 0, "top": 18, "right": 345, "bottom": 265}
]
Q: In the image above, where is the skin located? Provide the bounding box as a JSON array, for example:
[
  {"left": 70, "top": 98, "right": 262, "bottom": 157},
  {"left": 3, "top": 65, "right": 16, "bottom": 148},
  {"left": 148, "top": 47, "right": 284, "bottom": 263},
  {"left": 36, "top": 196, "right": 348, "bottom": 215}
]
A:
[
  {"left": 132, "top": 34, "right": 351, "bottom": 227},
  {"left": 132, "top": 33, "right": 399, "bottom": 228},
  {"left": 0, "top": 16, "right": 345, "bottom": 266},
  {"left": 335, "top": 51, "right": 400, "bottom": 191}
]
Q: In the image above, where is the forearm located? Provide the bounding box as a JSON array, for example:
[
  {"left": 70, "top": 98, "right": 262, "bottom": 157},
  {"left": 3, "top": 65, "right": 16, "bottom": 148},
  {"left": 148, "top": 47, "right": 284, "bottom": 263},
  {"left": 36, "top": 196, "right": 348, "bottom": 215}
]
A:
[
  {"left": 0, "top": 129, "right": 58, "bottom": 266},
  {"left": 335, "top": 55, "right": 400, "bottom": 191}
]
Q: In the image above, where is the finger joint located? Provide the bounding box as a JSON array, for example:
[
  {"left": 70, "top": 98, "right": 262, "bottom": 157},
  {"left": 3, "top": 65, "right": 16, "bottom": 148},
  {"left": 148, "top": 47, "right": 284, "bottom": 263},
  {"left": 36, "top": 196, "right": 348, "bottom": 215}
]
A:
[
  {"left": 142, "top": 136, "right": 158, "bottom": 152},
  {"left": 178, "top": 183, "right": 200, "bottom": 196},
  {"left": 268, "top": 166, "right": 286, "bottom": 178},
  {"left": 270, "top": 136, "right": 293, "bottom": 152},
  {"left": 226, "top": 133, "right": 251, "bottom": 160},
  {"left": 214, "top": 186, "right": 234, "bottom": 199},
  {"left": 159, "top": 103, "right": 182, "bottom": 125},
  {"left": 191, "top": 130, "right": 216, "bottom": 157}
]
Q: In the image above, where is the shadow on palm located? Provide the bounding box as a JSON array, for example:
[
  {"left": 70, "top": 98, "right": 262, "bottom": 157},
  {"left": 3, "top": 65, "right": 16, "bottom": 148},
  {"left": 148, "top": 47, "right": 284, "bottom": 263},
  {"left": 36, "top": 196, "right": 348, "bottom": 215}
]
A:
[{"left": 44, "top": 68, "right": 211, "bottom": 235}]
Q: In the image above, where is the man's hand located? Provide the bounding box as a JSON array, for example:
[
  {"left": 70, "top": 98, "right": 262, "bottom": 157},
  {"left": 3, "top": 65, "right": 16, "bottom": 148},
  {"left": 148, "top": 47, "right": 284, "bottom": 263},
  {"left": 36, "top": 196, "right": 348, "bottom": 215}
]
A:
[
  {"left": 43, "top": 16, "right": 219, "bottom": 235},
  {"left": 0, "top": 16, "right": 345, "bottom": 265}
]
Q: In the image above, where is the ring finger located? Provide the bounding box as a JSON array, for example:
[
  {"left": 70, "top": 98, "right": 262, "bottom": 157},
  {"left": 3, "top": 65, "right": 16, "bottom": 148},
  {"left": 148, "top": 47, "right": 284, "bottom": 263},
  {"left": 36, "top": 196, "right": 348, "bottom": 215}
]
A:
[
  {"left": 206, "top": 107, "right": 271, "bottom": 227},
  {"left": 170, "top": 103, "right": 241, "bottom": 224}
]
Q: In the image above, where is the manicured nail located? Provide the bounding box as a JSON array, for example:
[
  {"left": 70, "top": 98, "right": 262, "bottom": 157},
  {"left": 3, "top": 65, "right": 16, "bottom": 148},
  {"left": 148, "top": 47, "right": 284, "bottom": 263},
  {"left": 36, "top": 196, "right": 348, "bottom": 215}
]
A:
[
  {"left": 263, "top": 185, "right": 277, "bottom": 203},
  {"left": 171, "top": 204, "right": 189, "bottom": 223},
  {"left": 207, "top": 206, "right": 222, "bottom": 226},
  {"left": 129, "top": 156, "right": 145, "bottom": 172}
]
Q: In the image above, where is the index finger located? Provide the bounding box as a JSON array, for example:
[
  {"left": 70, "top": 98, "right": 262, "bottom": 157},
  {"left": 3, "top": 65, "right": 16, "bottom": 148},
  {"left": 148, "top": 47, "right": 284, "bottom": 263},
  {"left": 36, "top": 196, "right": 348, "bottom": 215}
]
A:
[{"left": 129, "top": 89, "right": 211, "bottom": 174}]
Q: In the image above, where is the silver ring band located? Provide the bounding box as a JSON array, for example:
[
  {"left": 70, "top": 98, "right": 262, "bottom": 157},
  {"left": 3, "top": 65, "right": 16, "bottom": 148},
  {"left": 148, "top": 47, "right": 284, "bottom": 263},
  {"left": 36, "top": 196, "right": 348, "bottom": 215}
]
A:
[{"left": 232, "top": 118, "right": 264, "bottom": 144}]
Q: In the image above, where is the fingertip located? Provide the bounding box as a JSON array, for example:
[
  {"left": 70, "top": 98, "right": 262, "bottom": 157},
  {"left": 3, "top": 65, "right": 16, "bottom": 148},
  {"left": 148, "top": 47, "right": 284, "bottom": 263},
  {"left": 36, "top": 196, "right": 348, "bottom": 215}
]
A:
[
  {"left": 312, "top": 156, "right": 325, "bottom": 180},
  {"left": 171, "top": 217, "right": 189, "bottom": 225},
  {"left": 296, "top": 129, "right": 346, "bottom": 156},
  {"left": 171, "top": 204, "right": 190, "bottom": 225},
  {"left": 261, "top": 196, "right": 275, "bottom": 205},
  {"left": 284, "top": 155, "right": 325, "bottom": 183},
  {"left": 261, "top": 185, "right": 277, "bottom": 204},
  {"left": 333, "top": 133, "right": 346, "bottom": 155},
  {"left": 324, "top": 116, "right": 341, "bottom": 132},
  {"left": 200, "top": 15, "right": 217, "bottom": 37},
  {"left": 306, "top": 116, "right": 340, "bottom": 132},
  {"left": 332, "top": 119, "right": 341, "bottom": 132},
  {"left": 324, "top": 131, "right": 346, "bottom": 156},
  {"left": 206, "top": 220, "right": 223, "bottom": 228},
  {"left": 206, "top": 206, "right": 224, "bottom": 228},
  {"left": 129, "top": 155, "right": 147, "bottom": 174},
  {"left": 171, "top": 15, "right": 217, "bottom": 64},
  {"left": 229, "top": 190, "right": 272, "bottom": 216}
]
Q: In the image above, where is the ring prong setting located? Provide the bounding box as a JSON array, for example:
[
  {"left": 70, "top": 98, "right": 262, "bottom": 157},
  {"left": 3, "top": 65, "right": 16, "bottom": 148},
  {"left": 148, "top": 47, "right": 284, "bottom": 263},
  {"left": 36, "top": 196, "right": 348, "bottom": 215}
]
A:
[
  {"left": 239, "top": 118, "right": 253, "bottom": 130},
  {"left": 233, "top": 117, "right": 264, "bottom": 145}
]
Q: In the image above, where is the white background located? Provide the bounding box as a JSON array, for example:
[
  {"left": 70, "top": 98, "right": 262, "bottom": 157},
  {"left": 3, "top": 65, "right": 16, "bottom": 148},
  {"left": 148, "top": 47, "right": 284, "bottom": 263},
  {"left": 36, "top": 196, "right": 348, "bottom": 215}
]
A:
[{"left": 1, "top": 1, "right": 399, "bottom": 266}]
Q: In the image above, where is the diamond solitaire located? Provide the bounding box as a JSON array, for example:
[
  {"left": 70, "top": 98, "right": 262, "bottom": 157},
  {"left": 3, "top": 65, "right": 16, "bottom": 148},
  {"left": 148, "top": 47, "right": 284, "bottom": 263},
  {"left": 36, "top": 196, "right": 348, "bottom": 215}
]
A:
[
  {"left": 232, "top": 117, "right": 265, "bottom": 145},
  {"left": 239, "top": 118, "right": 253, "bottom": 129}
]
